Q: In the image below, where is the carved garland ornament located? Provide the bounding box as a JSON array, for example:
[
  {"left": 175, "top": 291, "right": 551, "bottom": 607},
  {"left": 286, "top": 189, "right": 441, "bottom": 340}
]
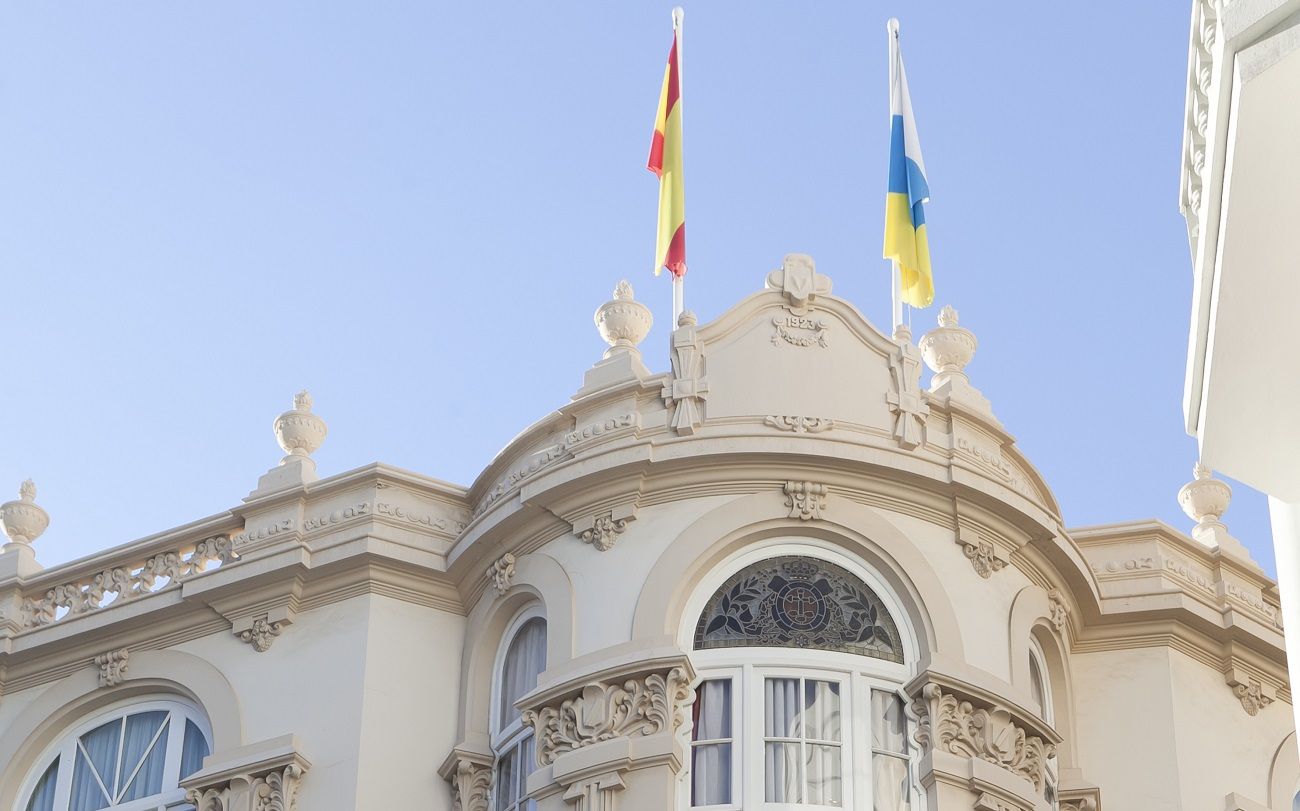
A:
[
  {"left": 521, "top": 667, "right": 695, "bottom": 766},
  {"left": 911, "top": 684, "right": 1054, "bottom": 793},
  {"left": 186, "top": 763, "right": 305, "bottom": 811},
  {"left": 764, "top": 415, "right": 834, "bottom": 434}
]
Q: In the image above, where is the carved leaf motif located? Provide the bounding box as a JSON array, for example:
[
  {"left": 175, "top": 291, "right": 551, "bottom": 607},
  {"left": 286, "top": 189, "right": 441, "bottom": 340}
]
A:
[{"left": 522, "top": 667, "right": 694, "bottom": 766}]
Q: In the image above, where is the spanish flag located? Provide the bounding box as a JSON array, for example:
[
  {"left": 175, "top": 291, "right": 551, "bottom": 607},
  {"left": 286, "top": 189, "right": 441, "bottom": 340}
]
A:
[
  {"left": 883, "top": 19, "right": 933, "bottom": 308},
  {"left": 648, "top": 23, "right": 686, "bottom": 277}
]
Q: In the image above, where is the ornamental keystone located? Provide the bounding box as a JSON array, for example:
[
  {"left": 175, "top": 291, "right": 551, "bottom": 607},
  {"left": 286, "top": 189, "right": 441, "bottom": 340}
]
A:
[{"left": 1, "top": 479, "right": 49, "bottom": 549}]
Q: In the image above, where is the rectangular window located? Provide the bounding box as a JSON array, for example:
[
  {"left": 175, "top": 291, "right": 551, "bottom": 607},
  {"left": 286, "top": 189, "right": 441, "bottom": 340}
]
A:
[
  {"left": 870, "top": 690, "right": 910, "bottom": 811},
  {"left": 763, "top": 677, "right": 842, "bottom": 806},
  {"left": 493, "top": 737, "right": 536, "bottom": 811},
  {"left": 691, "top": 678, "right": 733, "bottom": 806}
]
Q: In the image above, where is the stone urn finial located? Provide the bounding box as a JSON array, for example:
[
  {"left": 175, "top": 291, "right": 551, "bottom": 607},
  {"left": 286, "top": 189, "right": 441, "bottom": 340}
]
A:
[
  {"left": 677, "top": 310, "right": 697, "bottom": 328},
  {"left": 594, "top": 280, "right": 653, "bottom": 359},
  {"left": 1178, "top": 461, "right": 1233, "bottom": 547},
  {"left": 919, "top": 305, "right": 978, "bottom": 389},
  {"left": 274, "top": 390, "right": 328, "bottom": 465},
  {"left": 2, "top": 479, "right": 50, "bottom": 549}
]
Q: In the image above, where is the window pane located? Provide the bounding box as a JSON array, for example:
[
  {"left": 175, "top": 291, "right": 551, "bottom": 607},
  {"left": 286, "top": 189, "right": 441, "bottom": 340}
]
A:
[
  {"left": 871, "top": 754, "right": 910, "bottom": 811},
  {"left": 1029, "top": 654, "right": 1046, "bottom": 714},
  {"left": 693, "top": 680, "right": 731, "bottom": 741},
  {"left": 24, "top": 757, "right": 59, "bottom": 811},
  {"left": 519, "top": 736, "right": 534, "bottom": 795},
  {"left": 764, "top": 742, "right": 801, "bottom": 803},
  {"left": 871, "top": 691, "right": 907, "bottom": 755},
  {"left": 691, "top": 743, "right": 731, "bottom": 806},
  {"left": 181, "top": 719, "right": 211, "bottom": 778},
  {"left": 117, "top": 712, "right": 168, "bottom": 802},
  {"left": 764, "top": 678, "right": 801, "bottom": 738},
  {"left": 805, "top": 743, "right": 842, "bottom": 806},
  {"left": 498, "top": 618, "right": 547, "bottom": 729},
  {"left": 495, "top": 744, "right": 519, "bottom": 811},
  {"left": 71, "top": 719, "right": 120, "bottom": 811},
  {"left": 803, "top": 681, "right": 841, "bottom": 742}
]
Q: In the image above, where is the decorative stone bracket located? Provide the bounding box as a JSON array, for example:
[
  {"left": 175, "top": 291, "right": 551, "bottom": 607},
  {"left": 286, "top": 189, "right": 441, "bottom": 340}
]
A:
[
  {"left": 438, "top": 749, "right": 492, "bottom": 811},
  {"left": 573, "top": 503, "right": 638, "bottom": 552},
  {"left": 94, "top": 648, "right": 129, "bottom": 687},
  {"left": 910, "top": 682, "right": 1056, "bottom": 797},
  {"left": 784, "top": 481, "right": 828, "bottom": 521},
  {"left": 487, "top": 552, "right": 516, "bottom": 595},
  {"left": 1226, "top": 666, "right": 1278, "bottom": 717},
  {"left": 209, "top": 584, "right": 302, "bottom": 654},
  {"left": 957, "top": 526, "right": 1010, "bottom": 580},
  {"left": 181, "top": 734, "right": 310, "bottom": 811}
]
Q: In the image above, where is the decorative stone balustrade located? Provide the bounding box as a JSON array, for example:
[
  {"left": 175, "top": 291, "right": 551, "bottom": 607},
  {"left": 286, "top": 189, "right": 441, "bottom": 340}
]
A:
[{"left": 13, "top": 530, "right": 236, "bottom": 631}]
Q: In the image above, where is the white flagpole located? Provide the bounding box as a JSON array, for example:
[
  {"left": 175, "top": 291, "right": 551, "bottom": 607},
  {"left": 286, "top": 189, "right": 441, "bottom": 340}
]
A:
[
  {"left": 672, "top": 6, "right": 686, "bottom": 325},
  {"left": 888, "top": 19, "right": 903, "bottom": 337}
]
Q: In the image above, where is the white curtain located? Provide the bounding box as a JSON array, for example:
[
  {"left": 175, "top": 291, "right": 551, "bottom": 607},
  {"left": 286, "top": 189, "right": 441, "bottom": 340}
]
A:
[
  {"left": 70, "top": 719, "right": 118, "bottom": 811},
  {"left": 803, "top": 681, "right": 840, "bottom": 806},
  {"left": 117, "top": 712, "right": 168, "bottom": 802},
  {"left": 871, "top": 691, "right": 909, "bottom": 811},
  {"left": 180, "top": 719, "right": 210, "bottom": 779},
  {"left": 690, "top": 680, "right": 731, "bottom": 806},
  {"left": 24, "top": 759, "right": 58, "bottom": 811},
  {"left": 764, "top": 678, "right": 801, "bottom": 803},
  {"left": 498, "top": 619, "right": 547, "bottom": 729}
]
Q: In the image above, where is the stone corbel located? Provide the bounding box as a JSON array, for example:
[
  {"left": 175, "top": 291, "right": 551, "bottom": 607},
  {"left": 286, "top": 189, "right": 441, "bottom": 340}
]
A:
[
  {"left": 1058, "top": 785, "right": 1101, "bottom": 811},
  {"left": 784, "top": 481, "right": 829, "bottom": 521},
  {"left": 438, "top": 748, "right": 493, "bottom": 811},
  {"left": 1225, "top": 666, "right": 1278, "bottom": 717},
  {"left": 181, "top": 734, "right": 310, "bottom": 811},
  {"left": 94, "top": 648, "right": 129, "bottom": 687},
  {"left": 563, "top": 771, "right": 625, "bottom": 811},
  {"left": 206, "top": 583, "right": 302, "bottom": 654},
  {"left": 957, "top": 526, "right": 1010, "bottom": 579},
  {"left": 573, "top": 503, "right": 638, "bottom": 552}
]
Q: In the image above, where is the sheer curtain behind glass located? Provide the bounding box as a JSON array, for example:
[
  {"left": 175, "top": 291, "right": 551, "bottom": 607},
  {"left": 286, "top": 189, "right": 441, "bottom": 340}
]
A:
[
  {"left": 870, "top": 691, "right": 910, "bottom": 811},
  {"left": 494, "top": 617, "right": 547, "bottom": 811},
  {"left": 691, "top": 679, "right": 732, "bottom": 806},
  {"left": 764, "top": 677, "right": 841, "bottom": 806}
]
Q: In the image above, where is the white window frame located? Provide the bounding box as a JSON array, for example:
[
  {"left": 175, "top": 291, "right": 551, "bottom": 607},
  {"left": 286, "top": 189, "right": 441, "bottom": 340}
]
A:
[
  {"left": 679, "top": 541, "right": 923, "bottom": 811},
  {"left": 14, "top": 697, "right": 213, "bottom": 811},
  {"left": 1029, "top": 635, "right": 1059, "bottom": 809},
  {"left": 490, "top": 607, "right": 547, "bottom": 811}
]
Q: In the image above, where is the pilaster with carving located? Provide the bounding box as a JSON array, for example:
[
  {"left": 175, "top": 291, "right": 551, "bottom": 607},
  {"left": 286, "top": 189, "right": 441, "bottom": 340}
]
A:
[{"left": 662, "top": 311, "right": 709, "bottom": 435}]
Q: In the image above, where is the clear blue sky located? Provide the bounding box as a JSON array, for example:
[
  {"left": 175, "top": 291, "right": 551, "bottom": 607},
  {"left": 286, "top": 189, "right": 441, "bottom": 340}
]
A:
[{"left": 1, "top": 1, "right": 1273, "bottom": 573}]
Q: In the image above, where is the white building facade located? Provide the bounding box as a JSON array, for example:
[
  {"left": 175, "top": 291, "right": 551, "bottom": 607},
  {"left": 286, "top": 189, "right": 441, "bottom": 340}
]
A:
[{"left": 0, "top": 257, "right": 1292, "bottom": 811}]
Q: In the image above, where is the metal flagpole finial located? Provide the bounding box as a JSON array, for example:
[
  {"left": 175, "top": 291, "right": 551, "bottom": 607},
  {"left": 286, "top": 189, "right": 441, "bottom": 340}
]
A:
[
  {"left": 887, "top": 18, "right": 900, "bottom": 37},
  {"left": 672, "top": 7, "right": 684, "bottom": 29}
]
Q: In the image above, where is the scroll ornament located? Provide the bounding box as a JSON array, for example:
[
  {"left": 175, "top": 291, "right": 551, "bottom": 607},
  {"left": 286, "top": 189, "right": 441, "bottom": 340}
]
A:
[
  {"left": 186, "top": 763, "right": 304, "bottom": 811},
  {"left": 911, "top": 684, "right": 1055, "bottom": 793},
  {"left": 522, "top": 667, "right": 695, "bottom": 766}
]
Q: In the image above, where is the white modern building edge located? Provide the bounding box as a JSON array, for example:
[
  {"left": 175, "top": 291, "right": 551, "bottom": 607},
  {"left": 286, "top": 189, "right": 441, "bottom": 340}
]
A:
[
  {"left": 0, "top": 257, "right": 1293, "bottom": 811},
  {"left": 1177, "top": 0, "right": 1300, "bottom": 748}
]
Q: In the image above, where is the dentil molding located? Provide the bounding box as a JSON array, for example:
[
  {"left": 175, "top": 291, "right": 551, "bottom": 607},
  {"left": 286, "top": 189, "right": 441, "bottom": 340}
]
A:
[
  {"left": 521, "top": 666, "right": 694, "bottom": 766},
  {"left": 911, "top": 683, "right": 1055, "bottom": 795}
]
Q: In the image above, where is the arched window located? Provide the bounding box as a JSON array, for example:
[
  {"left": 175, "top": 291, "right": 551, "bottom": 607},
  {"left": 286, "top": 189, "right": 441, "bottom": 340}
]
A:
[
  {"left": 19, "top": 699, "right": 211, "bottom": 811},
  {"left": 1029, "top": 637, "right": 1059, "bottom": 808},
  {"left": 686, "top": 551, "right": 917, "bottom": 811},
  {"left": 493, "top": 612, "right": 547, "bottom": 811}
]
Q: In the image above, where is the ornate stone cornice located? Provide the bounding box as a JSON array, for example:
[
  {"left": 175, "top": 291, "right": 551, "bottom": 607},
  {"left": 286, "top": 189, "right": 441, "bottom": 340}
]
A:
[
  {"left": 521, "top": 666, "right": 694, "bottom": 767},
  {"left": 910, "top": 683, "right": 1055, "bottom": 794}
]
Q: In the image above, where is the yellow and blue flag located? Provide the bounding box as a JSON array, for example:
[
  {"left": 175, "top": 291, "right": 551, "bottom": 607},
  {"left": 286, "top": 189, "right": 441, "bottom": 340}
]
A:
[{"left": 883, "top": 19, "right": 933, "bottom": 308}]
